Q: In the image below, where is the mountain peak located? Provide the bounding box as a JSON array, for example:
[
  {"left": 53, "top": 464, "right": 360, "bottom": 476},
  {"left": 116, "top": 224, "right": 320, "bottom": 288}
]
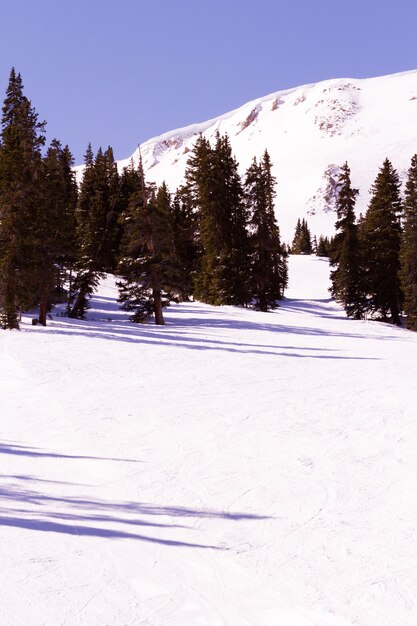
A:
[{"left": 115, "top": 69, "right": 417, "bottom": 241}]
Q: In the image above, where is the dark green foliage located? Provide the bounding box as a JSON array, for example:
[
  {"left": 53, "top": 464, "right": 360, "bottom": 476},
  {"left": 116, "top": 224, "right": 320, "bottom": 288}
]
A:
[
  {"left": 36, "top": 140, "right": 78, "bottom": 325},
  {"left": 329, "top": 162, "right": 364, "bottom": 319},
  {"left": 316, "top": 235, "right": 332, "bottom": 257},
  {"left": 244, "top": 150, "right": 287, "bottom": 311},
  {"left": 291, "top": 218, "right": 313, "bottom": 254},
  {"left": 69, "top": 145, "right": 122, "bottom": 319},
  {"left": 362, "top": 158, "right": 402, "bottom": 325},
  {"left": 400, "top": 154, "right": 417, "bottom": 330},
  {"left": 0, "top": 68, "right": 46, "bottom": 328},
  {"left": 76, "top": 145, "right": 121, "bottom": 271},
  {"left": 171, "top": 185, "right": 200, "bottom": 300},
  {"left": 186, "top": 132, "right": 251, "bottom": 305},
  {"left": 117, "top": 165, "right": 180, "bottom": 324}
]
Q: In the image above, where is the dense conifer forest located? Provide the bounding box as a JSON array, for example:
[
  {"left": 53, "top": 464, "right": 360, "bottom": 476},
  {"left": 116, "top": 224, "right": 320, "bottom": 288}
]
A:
[{"left": 1, "top": 68, "right": 417, "bottom": 330}]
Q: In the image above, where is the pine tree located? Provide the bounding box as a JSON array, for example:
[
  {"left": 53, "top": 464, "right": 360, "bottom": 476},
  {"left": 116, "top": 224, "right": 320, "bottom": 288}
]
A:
[
  {"left": 362, "top": 158, "right": 402, "bottom": 324},
  {"left": 400, "top": 154, "right": 417, "bottom": 330},
  {"left": 244, "top": 150, "right": 287, "bottom": 311},
  {"left": 69, "top": 145, "right": 122, "bottom": 319},
  {"left": 117, "top": 175, "right": 180, "bottom": 324},
  {"left": 316, "top": 235, "right": 331, "bottom": 257},
  {"left": 0, "top": 68, "right": 46, "bottom": 328},
  {"left": 171, "top": 184, "right": 200, "bottom": 300},
  {"left": 329, "top": 162, "right": 364, "bottom": 319},
  {"left": 186, "top": 132, "right": 251, "bottom": 305},
  {"left": 36, "top": 139, "right": 77, "bottom": 325},
  {"left": 291, "top": 218, "right": 312, "bottom": 254}
]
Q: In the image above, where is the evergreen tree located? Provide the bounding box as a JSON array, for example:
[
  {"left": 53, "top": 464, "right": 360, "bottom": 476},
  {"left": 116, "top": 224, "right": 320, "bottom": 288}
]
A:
[
  {"left": 400, "top": 154, "right": 417, "bottom": 330},
  {"left": 244, "top": 150, "right": 287, "bottom": 311},
  {"left": 362, "top": 158, "right": 402, "bottom": 324},
  {"left": 117, "top": 174, "right": 180, "bottom": 324},
  {"left": 69, "top": 145, "right": 122, "bottom": 319},
  {"left": 186, "top": 132, "right": 251, "bottom": 305},
  {"left": 291, "top": 218, "right": 313, "bottom": 254},
  {"left": 0, "top": 68, "right": 45, "bottom": 328},
  {"left": 316, "top": 235, "right": 332, "bottom": 257},
  {"left": 171, "top": 184, "right": 200, "bottom": 300},
  {"left": 329, "top": 162, "right": 364, "bottom": 319},
  {"left": 36, "top": 139, "right": 77, "bottom": 325}
]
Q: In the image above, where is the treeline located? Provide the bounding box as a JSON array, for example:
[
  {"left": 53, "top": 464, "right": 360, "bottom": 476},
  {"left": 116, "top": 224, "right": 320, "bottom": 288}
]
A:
[
  {"left": 0, "top": 69, "right": 288, "bottom": 329},
  {"left": 328, "top": 160, "right": 417, "bottom": 330},
  {"left": 288, "top": 219, "right": 332, "bottom": 256}
]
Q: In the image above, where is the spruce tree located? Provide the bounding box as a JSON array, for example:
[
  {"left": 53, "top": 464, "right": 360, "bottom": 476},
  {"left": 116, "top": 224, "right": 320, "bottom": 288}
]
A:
[
  {"left": 69, "top": 145, "right": 122, "bottom": 319},
  {"left": 0, "top": 68, "right": 45, "bottom": 328},
  {"left": 316, "top": 235, "right": 331, "bottom": 257},
  {"left": 171, "top": 185, "right": 200, "bottom": 300},
  {"left": 329, "top": 162, "right": 364, "bottom": 319},
  {"left": 117, "top": 176, "right": 180, "bottom": 324},
  {"left": 292, "top": 218, "right": 313, "bottom": 254},
  {"left": 400, "top": 154, "right": 417, "bottom": 330},
  {"left": 244, "top": 150, "right": 287, "bottom": 311},
  {"left": 36, "top": 139, "right": 77, "bottom": 325},
  {"left": 362, "top": 158, "right": 402, "bottom": 324},
  {"left": 186, "top": 132, "right": 251, "bottom": 305}
]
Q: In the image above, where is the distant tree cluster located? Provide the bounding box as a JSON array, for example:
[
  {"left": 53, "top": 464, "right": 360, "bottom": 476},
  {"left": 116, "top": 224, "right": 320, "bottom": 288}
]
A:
[
  {"left": 288, "top": 159, "right": 417, "bottom": 329},
  {"left": 0, "top": 69, "right": 287, "bottom": 329},
  {"left": 289, "top": 221, "right": 332, "bottom": 257},
  {"left": 291, "top": 218, "right": 313, "bottom": 254},
  {"left": 185, "top": 133, "right": 287, "bottom": 312},
  {"left": 315, "top": 235, "right": 333, "bottom": 257},
  {"left": 329, "top": 159, "right": 417, "bottom": 329},
  {"left": 117, "top": 132, "right": 288, "bottom": 322}
]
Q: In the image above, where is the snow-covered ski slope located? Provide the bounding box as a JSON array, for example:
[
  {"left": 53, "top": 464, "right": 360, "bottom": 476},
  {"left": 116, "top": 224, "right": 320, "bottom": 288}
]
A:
[
  {"left": 2, "top": 255, "right": 417, "bottom": 626},
  {"left": 113, "top": 69, "right": 417, "bottom": 241}
]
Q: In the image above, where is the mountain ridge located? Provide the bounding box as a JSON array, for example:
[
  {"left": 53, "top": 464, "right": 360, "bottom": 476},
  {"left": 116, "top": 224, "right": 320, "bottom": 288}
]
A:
[{"left": 80, "top": 69, "right": 417, "bottom": 241}]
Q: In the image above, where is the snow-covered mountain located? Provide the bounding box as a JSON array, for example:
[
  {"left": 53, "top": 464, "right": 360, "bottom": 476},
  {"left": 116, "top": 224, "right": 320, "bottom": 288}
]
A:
[{"left": 117, "top": 69, "right": 417, "bottom": 242}]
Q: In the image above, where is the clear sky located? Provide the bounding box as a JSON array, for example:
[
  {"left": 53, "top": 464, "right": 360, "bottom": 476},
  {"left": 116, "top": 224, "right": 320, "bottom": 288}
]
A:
[{"left": 1, "top": 0, "right": 416, "bottom": 164}]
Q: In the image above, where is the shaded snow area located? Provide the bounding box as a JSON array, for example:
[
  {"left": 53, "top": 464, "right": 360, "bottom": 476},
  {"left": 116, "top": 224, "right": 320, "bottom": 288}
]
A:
[{"left": 2, "top": 256, "right": 417, "bottom": 626}]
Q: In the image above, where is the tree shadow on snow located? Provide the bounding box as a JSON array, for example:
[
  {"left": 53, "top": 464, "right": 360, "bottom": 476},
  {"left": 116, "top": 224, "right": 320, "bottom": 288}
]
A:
[
  {"left": 0, "top": 442, "right": 141, "bottom": 464},
  {"left": 34, "top": 305, "right": 383, "bottom": 360},
  {"left": 0, "top": 474, "right": 269, "bottom": 550}
]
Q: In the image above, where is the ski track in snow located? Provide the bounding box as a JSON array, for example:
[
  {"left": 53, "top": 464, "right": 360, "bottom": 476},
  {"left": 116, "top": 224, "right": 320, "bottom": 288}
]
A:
[{"left": 1, "top": 256, "right": 417, "bottom": 625}]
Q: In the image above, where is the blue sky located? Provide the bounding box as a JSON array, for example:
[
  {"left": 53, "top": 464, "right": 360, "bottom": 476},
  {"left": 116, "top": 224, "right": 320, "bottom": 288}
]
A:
[{"left": 1, "top": 0, "right": 416, "bottom": 163}]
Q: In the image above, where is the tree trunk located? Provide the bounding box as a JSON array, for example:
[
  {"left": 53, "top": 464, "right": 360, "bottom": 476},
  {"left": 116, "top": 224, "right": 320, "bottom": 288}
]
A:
[
  {"left": 68, "top": 274, "right": 90, "bottom": 319},
  {"left": 38, "top": 289, "right": 48, "bottom": 326},
  {"left": 391, "top": 301, "right": 401, "bottom": 326},
  {"left": 2, "top": 268, "right": 20, "bottom": 329},
  {"left": 153, "top": 288, "right": 165, "bottom": 325}
]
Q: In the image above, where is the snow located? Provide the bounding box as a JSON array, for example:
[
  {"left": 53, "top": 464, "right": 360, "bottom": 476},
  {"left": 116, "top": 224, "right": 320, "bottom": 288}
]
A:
[
  {"left": 2, "top": 255, "right": 417, "bottom": 625},
  {"left": 110, "top": 69, "right": 417, "bottom": 242}
]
